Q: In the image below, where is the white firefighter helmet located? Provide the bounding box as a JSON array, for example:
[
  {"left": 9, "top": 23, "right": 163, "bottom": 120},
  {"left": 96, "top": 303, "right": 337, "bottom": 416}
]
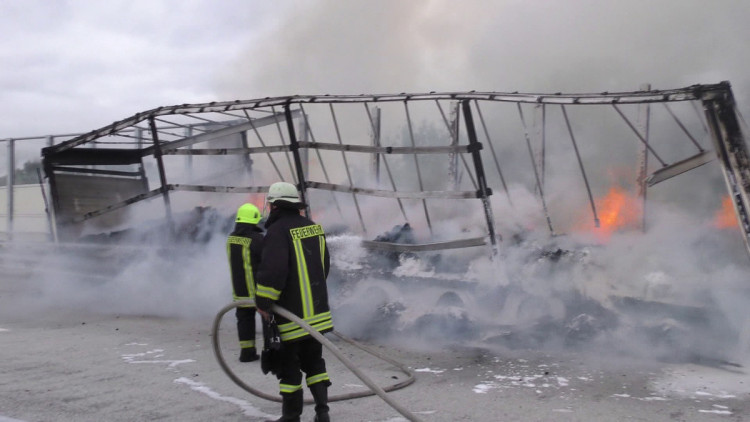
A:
[{"left": 266, "top": 182, "right": 301, "bottom": 205}]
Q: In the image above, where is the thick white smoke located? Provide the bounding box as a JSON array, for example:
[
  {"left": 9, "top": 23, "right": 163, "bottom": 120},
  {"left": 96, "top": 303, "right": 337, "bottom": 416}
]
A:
[
  {"left": 10, "top": 0, "right": 750, "bottom": 371},
  {"left": 326, "top": 185, "right": 750, "bottom": 365},
  {"left": 216, "top": 0, "right": 750, "bottom": 116}
]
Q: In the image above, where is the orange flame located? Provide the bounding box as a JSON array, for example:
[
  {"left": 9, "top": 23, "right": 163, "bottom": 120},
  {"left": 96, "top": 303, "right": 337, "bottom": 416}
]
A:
[
  {"left": 574, "top": 185, "right": 642, "bottom": 241},
  {"left": 713, "top": 196, "right": 739, "bottom": 229}
]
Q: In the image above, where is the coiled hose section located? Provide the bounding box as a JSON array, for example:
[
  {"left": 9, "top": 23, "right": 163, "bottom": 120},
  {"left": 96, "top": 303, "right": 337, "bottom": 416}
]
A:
[{"left": 211, "top": 300, "right": 424, "bottom": 422}]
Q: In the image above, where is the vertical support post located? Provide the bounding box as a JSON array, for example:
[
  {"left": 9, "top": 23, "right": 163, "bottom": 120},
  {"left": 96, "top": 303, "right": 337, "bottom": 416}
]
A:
[
  {"left": 702, "top": 86, "right": 750, "bottom": 258},
  {"left": 437, "top": 100, "right": 476, "bottom": 189},
  {"left": 135, "top": 127, "right": 149, "bottom": 192},
  {"left": 462, "top": 100, "right": 498, "bottom": 254},
  {"left": 6, "top": 138, "right": 14, "bottom": 240},
  {"left": 300, "top": 105, "right": 345, "bottom": 219},
  {"left": 148, "top": 117, "right": 175, "bottom": 237},
  {"left": 183, "top": 126, "right": 194, "bottom": 172},
  {"left": 562, "top": 105, "right": 599, "bottom": 228},
  {"left": 42, "top": 150, "right": 62, "bottom": 241},
  {"left": 283, "top": 103, "right": 311, "bottom": 219},
  {"left": 240, "top": 130, "right": 253, "bottom": 175},
  {"left": 370, "top": 106, "right": 381, "bottom": 185},
  {"left": 36, "top": 167, "right": 54, "bottom": 242},
  {"left": 44, "top": 136, "right": 57, "bottom": 241},
  {"left": 328, "top": 103, "right": 366, "bottom": 234},
  {"left": 448, "top": 102, "right": 460, "bottom": 190},
  {"left": 612, "top": 104, "right": 667, "bottom": 166},
  {"left": 404, "top": 101, "right": 433, "bottom": 235},
  {"left": 136, "top": 127, "right": 144, "bottom": 150},
  {"left": 518, "top": 103, "right": 555, "bottom": 234},
  {"left": 364, "top": 104, "right": 409, "bottom": 223},
  {"left": 297, "top": 116, "right": 309, "bottom": 178},
  {"left": 533, "top": 104, "right": 546, "bottom": 193},
  {"left": 272, "top": 106, "right": 298, "bottom": 184},
  {"left": 635, "top": 83, "right": 651, "bottom": 232}
]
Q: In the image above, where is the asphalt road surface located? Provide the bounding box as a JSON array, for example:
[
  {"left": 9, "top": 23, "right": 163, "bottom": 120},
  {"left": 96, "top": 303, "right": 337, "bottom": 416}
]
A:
[{"left": 1, "top": 274, "right": 749, "bottom": 422}]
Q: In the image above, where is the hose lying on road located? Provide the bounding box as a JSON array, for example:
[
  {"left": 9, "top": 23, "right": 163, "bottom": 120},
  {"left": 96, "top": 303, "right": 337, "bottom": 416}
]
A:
[{"left": 211, "top": 300, "right": 424, "bottom": 422}]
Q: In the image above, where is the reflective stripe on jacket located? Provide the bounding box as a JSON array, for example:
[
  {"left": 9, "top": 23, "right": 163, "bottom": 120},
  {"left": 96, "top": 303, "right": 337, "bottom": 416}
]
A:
[
  {"left": 226, "top": 223, "right": 264, "bottom": 304},
  {"left": 256, "top": 208, "right": 332, "bottom": 342}
]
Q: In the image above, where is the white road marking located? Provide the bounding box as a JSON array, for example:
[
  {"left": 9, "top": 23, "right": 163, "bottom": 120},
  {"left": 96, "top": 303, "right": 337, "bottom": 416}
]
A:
[
  {"left": 174, "top": 377, "right": 274, "bottom": 419},
  {"left": 121, "top": 348, "right": 194, "bottom": 368},
  {"left": 0, "top": 415, "right": 28, "bottom": 422}
]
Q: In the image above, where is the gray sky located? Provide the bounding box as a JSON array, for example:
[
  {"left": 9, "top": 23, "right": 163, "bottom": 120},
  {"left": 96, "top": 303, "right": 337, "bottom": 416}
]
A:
[
  {"left": 2, "top": 0, "right": 750, "bottom": 140},
  {"left": 0, "top": 0, "right": 284, "bottom": 138}
]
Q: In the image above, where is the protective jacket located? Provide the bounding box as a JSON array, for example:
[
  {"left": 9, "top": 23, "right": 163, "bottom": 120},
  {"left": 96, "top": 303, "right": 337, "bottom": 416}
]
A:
[
  {"left": 226, "top": 222, "right": 264, "bottom": 303},
  {"left": 256, "top": 207, "right": 332, "bottom": 342}
]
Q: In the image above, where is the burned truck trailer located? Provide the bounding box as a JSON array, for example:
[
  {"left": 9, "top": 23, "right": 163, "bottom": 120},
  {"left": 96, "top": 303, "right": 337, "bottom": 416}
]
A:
[
  {"left": 37, "top": 82, "right": 750, "bottom": 255},
  {"left": 14, "top": 82, "right": 750, "bottom": 362}
]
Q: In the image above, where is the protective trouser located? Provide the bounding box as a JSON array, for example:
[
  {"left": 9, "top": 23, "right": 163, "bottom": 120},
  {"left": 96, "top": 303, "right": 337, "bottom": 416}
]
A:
[
  {"left": 236, "top": 306, "right": 258, "bottom": 361},
  {"left": 275, "top": 337, "right": 331, "bottom": 399}
]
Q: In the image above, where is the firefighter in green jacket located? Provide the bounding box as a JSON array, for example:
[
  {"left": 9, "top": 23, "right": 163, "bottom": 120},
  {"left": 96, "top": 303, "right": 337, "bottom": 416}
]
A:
[
  {"left": 226, "top": 203, "right": 264, "bottom": 362},
  {"left": 256, "top": 182, "right": 333, "bottom": 422}
]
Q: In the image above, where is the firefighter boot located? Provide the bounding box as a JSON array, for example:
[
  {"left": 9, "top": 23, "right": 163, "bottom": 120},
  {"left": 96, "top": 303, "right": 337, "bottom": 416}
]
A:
[
  {"left": 309, "top": 383, "right": 330, "bottom": 422},
  {"left": 265, "top": 390, "right": 303, "bottom": 422},
  {"left": 239, "top": 347, "right": 259, "bottom": 362}
]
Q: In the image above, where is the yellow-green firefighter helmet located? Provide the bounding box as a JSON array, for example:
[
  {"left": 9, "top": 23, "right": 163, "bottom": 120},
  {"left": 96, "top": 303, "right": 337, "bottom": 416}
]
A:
[{"left": 235, "top": 203, "right": 261, "bottom": 224}]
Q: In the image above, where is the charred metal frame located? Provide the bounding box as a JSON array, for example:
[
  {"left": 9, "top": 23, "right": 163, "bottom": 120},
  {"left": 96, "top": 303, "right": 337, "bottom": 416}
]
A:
[
  {"left": 29, "top": 81, "right": 750, "bottom": 258},
  {"left": 462, "top": 100, "right": 497, "bottom": 250},
  {"left": 702, "top": 89, "right": 750, "bottom": 250},
  {"left": 635, "top": 84, "right": 651, "bottom": 232}
]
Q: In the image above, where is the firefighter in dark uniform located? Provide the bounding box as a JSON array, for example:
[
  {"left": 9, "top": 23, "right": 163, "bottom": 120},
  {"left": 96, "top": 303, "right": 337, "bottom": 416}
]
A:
[
  {"left": 256, "top": 182, "right": 333, "bottom": 422},
  {"left": 226, "top": 203, "right": 264, "bottom": 362}
]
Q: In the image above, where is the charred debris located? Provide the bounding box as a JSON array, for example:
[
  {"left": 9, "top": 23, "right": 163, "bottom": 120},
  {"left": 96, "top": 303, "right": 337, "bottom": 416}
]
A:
[{"left": 331, "top": 224, "right": 740, "bottom": 366}]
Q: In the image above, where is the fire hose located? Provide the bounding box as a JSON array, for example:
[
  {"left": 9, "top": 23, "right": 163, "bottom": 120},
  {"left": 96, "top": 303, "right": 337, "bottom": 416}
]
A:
[{"left": 211, "top": 300, "right": 424, "bottom": 422}]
